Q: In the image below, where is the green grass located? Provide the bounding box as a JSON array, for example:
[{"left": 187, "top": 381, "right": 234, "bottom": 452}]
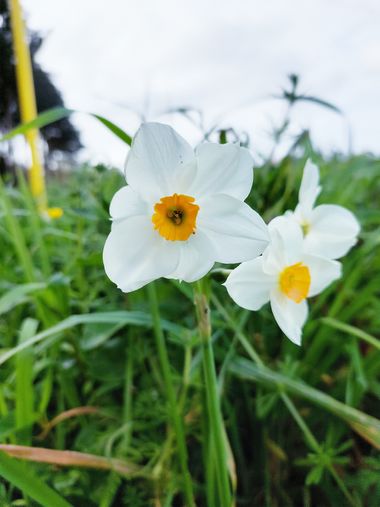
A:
[{"left": 0, "top": 153, "right": 379, "bottom": 506}]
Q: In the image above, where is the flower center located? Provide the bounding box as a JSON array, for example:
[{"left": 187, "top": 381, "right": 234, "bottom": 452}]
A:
[
  {"left": 152, "top": 193, "right": 199, "bottom": 241},
  {"left": 279, "top": 262, "right": 311, "bottom": 303}
]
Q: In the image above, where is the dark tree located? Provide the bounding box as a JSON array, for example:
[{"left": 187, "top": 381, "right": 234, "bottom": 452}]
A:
[{"left": 0, "top": 0, "right": 81, "bottom": 173}]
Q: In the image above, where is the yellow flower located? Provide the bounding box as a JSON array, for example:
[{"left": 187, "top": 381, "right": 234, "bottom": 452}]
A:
[{"left": 46, "top": 207, "right": 64, "bottom": 220}]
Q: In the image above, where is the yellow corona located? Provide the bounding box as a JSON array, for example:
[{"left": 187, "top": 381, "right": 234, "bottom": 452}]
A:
[
  {"left": 152, "top": 193, "right": 199, "bottom": 241},
  {"left": 279, "top": 262, "right": 311, "bottom": 303}
]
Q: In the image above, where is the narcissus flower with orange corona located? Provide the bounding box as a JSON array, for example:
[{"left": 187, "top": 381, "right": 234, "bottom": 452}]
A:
[
  {"left": 224, "top": 216, "right": 342, "bottom": 345},
  {"left": 286, "top": 159, "right": 360, "bottom": 259},
  {"left": 103, "top": 122, "right": 269, "bottom": 292}
]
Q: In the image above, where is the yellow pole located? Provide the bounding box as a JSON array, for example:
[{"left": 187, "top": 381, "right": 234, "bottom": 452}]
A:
[{"left": 8, "top": 0, "right": 48, "bottom": 212}]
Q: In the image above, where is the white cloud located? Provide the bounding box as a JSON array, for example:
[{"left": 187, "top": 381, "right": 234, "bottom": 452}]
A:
[{"left": 22, "top": 0, "right": 380, "bottom": 167}]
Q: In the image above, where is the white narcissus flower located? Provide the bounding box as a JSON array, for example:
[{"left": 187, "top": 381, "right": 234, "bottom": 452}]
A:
[
  {"left": 224, "top": 216, "right": 342, "bottom": 345},
  {"left": 286, "top": 159, "right": 360, "bottom": 259},
  {"left": 103, "top": 122, "right": 269, "bottom": 292}
]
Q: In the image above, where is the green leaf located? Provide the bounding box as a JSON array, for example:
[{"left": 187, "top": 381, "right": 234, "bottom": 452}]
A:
[
  {"left": 0, "top": 451, "right": 72, "bottom": 507},
  {"left": 306, "top": 464, "right": 324, "bottom": 485}
]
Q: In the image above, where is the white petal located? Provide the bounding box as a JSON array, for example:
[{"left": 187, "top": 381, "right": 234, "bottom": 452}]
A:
[
  {"left": 172, "top": 160, "right": 198, "bottom": 195},
  {"left": 270, "top": 289, "right": 308, "bottom": 345},
  {"left": 224, "top": 257, "right": 274, "bottom": 311},
  {"left": 103, "top": 215, "right": 180, "bottom": 292},
  {"left": 117, "top": 277, "right": 156, "bottom": 293},
  {"left": 262, "top": 229, "right": 286, "bottom": 274},
  {"left": 197, "top": 194, "right": 269, "bottom": 263},
  {"left": 109, "top": 186, "right": 148, "bottom": 220},
  {"left": 125, "top": 122, "right": 194, "bottom": 202},
  {"left": 304, "top": 204, "right": 360, "bottom": 259},
  {"left": 303, "top": 254, "right": 342, "bottom": 297},
  {"left": 292, "top": 203, "right": 313, "bottom": 228},
  {"left": 190, "top": 143, "right": 254, "bottom": 200},
  {"left": 299, "top": 159, "right": 321, "bottom": 212},
  {"left": 263, "top": 216, "right": 303, "bottom": 273},
  {"left": 166, "top": 229, "right": 216, "bottom": 283}
]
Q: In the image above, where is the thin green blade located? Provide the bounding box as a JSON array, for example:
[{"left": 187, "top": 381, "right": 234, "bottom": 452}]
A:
[{"left": 0, "top": 451, "right": 72, "bottom": 507}]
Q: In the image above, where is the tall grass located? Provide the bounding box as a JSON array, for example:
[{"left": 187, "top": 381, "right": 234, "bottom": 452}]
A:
[{"left": 0, "top": 151, "right": 379, "bottom": 506}]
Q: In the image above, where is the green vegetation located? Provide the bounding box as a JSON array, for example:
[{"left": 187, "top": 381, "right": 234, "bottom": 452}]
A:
[{"left": 0, "top": 151, "right": 379, "bottom": 506}]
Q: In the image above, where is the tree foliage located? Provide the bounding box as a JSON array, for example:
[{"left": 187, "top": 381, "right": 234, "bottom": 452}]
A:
[{"left": 0, "top": 0, "right": 81, "bottom": 173}]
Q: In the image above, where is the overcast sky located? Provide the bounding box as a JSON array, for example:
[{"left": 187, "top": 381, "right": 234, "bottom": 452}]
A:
[{"left": 22, "top": 0, "right": 380, "bottom": 168}]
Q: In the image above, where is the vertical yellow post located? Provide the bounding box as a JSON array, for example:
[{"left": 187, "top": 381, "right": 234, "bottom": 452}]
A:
[{"left": 9, "top": 0, "right": 47, "bottom": 212}]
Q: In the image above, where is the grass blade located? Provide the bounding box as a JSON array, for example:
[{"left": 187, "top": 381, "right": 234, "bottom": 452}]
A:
[
  {"left": 0, "top": 445, "right": 140, "bottom": 477},
  {"left": 0, "top": 282, "right": 46, "bottom": 315},
  {"left": 0, "top": 311, "right": 185, "bottom": 365},
  {"left": 0, "top": 451, "right": 72, "bottom": 507},
  {"left": 228, "top": 357, "right": 380, "bottom": 449},
  {"left": 0, "top": 107, "right": 72, "bottom": 141},
  {"left": 0, "top": 107, "right": 132, "bottom": 145},
  {"left": 15, "top": 319, "right": 38, "bottom": 444},
  {"left": 92, "top": 114, "right": 132, "bottom": 145},
  {"left": 321, "top": 317, "right": 380, "bottom": 351}
]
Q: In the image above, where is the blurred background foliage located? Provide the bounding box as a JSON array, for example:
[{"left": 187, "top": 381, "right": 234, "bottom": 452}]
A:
[{"left": 0, "top": 130, "right": 379, "bottom": 505}]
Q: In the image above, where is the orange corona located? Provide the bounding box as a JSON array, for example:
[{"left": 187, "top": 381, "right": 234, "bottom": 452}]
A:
[
  {"left": 279, "top": 262, "right": 311, "bottom": 303},
  {"left": 152, "top": 193, "right": 199, "bottom": 241}
]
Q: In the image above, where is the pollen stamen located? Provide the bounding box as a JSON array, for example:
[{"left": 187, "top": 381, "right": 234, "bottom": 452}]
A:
[
  {"left": 152, "top": 193, "right": 199, "bottom": 241},
  {"left": 168, "top": 208, "right": 184, "bottom": 225}
]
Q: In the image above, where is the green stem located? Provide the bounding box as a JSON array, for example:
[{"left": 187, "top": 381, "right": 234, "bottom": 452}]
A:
[
  {"left": 122, "top": 334, "right": 134, "bottom": 453},
  {"left": 280, "top": 393, "right": 320, "bottom": 453},
  {"left": 211, "top": 294, "right": 263, "bottom": 367},
  {"left": 201, "top": 389, "right": 217, "bottom": 507},
  {"left": 147, "top": 283, "right": 195, "bottom": 507},
  {"left": 194, "top": 281, "right": 232, "bottom": 507}
]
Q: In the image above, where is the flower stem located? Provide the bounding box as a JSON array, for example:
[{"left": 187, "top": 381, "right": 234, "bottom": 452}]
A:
[
  {"left": 147, "top": 283, "right": 195, "bottom": 507},
  {"left": 194, "top": 281, "right": 232, "bottom": 507}
]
